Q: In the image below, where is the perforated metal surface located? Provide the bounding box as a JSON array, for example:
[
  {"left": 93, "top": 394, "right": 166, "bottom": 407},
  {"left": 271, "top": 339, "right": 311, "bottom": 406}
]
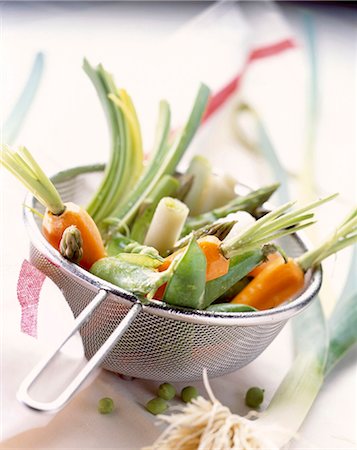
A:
[{"left": 24, "top": 165, "right": 322, "bottom": 381}]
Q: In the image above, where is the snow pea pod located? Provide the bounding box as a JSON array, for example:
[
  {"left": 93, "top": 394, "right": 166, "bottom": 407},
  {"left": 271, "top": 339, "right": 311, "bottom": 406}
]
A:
[
  {"left": 203, "top": 249, "right": 264, "bottom": 307},
  {"left": 206, "top": 303, "right": 257, "bottom": 313},
  {"left": 163, "top": 236, "right": 206, "bottom": 309},
  {"left": 215, "top": 276, "right": 251, "bottom": 303},
  {"left": 105, "top": 232, "right": 133, "bottom": 256},
  {"left": 105, "top": 232, "right": 163, "bottom": 263},
  {"left": 90, "top": 256, "right": 174, "bottom": 297}
]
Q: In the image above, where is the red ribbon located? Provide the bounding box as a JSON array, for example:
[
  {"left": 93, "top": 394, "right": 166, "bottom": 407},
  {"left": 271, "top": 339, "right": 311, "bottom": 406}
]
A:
[{"left": 202, "top": 38, "right": 297, "bottom": 123}]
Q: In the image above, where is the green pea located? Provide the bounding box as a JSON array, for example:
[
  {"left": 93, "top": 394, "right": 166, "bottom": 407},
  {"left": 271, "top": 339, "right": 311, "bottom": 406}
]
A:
[
  {"left": 245, "top": 387, "right": 264, "bottom": 408},
  {"left": 181, "top": 386, "right": 198, "bottom": 403},
  {"left": 145, "top": 397, "right": 168, "bottom": 415},
  {"left": 98, "top": 397, "right": 115, "bottom": 414},
  {"left": 158, "top": 383, "right": 176, "bottom": 400}
]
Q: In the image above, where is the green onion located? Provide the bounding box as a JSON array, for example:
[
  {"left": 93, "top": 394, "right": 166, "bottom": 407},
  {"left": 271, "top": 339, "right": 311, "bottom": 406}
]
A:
[
  {"left": 219, "top": 194, "right": 337, "bottom": 259},
  {"left": 0, "top": 145, "right": 64, "bottom": 215}
]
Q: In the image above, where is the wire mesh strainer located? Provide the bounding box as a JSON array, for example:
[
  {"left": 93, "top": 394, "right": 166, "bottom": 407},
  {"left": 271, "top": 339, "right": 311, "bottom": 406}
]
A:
[{"left": 18, "top": 165, "right": 322, "bottom": 411}]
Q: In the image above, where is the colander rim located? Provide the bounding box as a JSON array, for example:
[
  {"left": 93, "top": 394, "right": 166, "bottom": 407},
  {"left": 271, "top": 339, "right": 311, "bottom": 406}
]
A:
[{"left": 23, "top": 163, "right": 323, "bottom": 326}]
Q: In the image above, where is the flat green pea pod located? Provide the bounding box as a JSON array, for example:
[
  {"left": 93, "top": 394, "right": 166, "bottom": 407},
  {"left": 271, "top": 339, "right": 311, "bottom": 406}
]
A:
[
  {"left": 90, "top": 256, "right": 176, "bottom": 297},
  {"left": 105, "top": 232, "right": 163, "bottom": 266},
  {"left": 105, "top": 232, "right": 133, "bottom": 256},
  {"left": 203, "top": 249, "right": 264, "bottom": 307},
  {"left": 117, "top": 253, "right": 162, "bottom": 269},
  {"left": 163, "top": 236, "right": 206, "bottom": 309},
  {"left": 206, "top": 303, "right": 257, "bottom": 313},
  {"left": 215, "top": 276, "right": 251, "bottom": 303}
]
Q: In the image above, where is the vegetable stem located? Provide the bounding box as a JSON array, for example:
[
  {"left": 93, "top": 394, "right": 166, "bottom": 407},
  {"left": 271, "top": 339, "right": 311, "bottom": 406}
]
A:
[
  {"left": 0, "top": 145, "right": 65, "bottom": 215},
  {"left": 105, "top": 83, "right": 210, "bottom": 231},
  {"left": 83, "top": 60, "right": 144, "bottom": 224},
  {"left": 297, "top": 207, "right": 357, "bottom": 271},
  {"left": 220, "top": 195, "right": 336, "bottom": 259}
]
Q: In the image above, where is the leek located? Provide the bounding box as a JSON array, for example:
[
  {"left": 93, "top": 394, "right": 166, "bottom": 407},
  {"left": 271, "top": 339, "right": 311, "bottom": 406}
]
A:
[
  {"left": 224, "top": 12, "right": 356, "bottom": 444},
  {"left": 183, "top": 155, "right": 212, "bottom": 216},
  {"left": 219, "top": 194, "right": 336, "bottom": 259},
  {"left": 130, "top": 175, "right": 180, "bottom": 244},
  {"left": 3, "top": 53, "right": 45, "bottom": 144},
  {"left": 83, "top": 60, "right": 144, "bottom": 224},
  {"left": 103, "top": 83, "right": 210, "bottom": 233},
  {"left": 144, "top": 197, "right": 189, "bottom": 255}
]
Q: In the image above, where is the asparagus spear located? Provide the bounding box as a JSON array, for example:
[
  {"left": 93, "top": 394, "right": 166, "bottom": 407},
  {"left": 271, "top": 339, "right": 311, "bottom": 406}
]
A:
[
  {"left": 171, "top": 219, "right": 237, "bottom": 254},
  {"left": 181, "top": 183, "right": 280, "bottom": 236}
]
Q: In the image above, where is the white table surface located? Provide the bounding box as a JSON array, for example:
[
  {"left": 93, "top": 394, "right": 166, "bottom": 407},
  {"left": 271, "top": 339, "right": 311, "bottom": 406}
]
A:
[{"left": 1, "top": 2, "right": 356, "bottom": 449}]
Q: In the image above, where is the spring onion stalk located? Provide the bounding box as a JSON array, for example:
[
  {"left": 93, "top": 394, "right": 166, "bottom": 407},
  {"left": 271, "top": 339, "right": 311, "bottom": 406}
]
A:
[
  {"left": 130, "top": 175, "right": 180, "bottom": 243},
  {"left": 223, "top": 211, "right": 256, "bottom": 241},
  {"left": 101, "top": 100, "right": 171, "bottom": 236},
  {"left": 103, "top": 84, "right": 210, "bottom": 232},
  {"left": 83, "top": 60, "right": 144, "bottom": 224},
  {"left": 219, "top": 194, "right": 336, "bottom": 259},
  {"left": 3, "top": 53, "right": 45, "bottom": 144},
  {"left": 108, "top": 90, "right": 144, "bottom": 183},
  {"left": 0, "top": 145, "right": 64, "bottom": 215},
  {"left": 144, "top": 197, "right": 189, "bottom": 255},
  {"left": 297, "top": 208, "right": 357, "bottom": 271}
]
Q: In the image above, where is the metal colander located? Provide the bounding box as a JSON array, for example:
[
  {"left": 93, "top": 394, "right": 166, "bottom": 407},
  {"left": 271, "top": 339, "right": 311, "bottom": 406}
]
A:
[{"left": 18, "top": 165, "right": 322, "bottom": 411}]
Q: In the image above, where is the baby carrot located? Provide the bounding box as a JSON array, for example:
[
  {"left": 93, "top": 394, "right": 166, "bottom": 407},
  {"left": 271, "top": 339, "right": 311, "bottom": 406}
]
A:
[
  {"left": 232, "top": 207, "right": 357, "bottom": 310},
  {"left": 43, "top": 201, "right": 105, "bottom": 269},
  {"left": 231, "top": 258, "right": 304, "bottom": 310},
  {"left": 159, "top": 236, "right": 229, "bottom": 282},
  {"left": 1, "top": 145, "right": 106, "bottom": 269},
  {"left": 248, "top": 252, "right": 284, "bottom": 278},
  {"left": 160, "top": 196, "right": 336, "bottom": 284}
]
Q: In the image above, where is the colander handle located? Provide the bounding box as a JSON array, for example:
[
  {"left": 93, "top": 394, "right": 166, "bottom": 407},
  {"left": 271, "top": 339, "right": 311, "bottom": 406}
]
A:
[{"left": 17, "top": 289, "right": 142, "bottom": 412}]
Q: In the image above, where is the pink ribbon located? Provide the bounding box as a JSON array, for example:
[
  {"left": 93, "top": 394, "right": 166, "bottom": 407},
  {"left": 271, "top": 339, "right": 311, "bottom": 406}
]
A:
[{"left": 17, "top": 260, "right": 46, "bottom": 338}]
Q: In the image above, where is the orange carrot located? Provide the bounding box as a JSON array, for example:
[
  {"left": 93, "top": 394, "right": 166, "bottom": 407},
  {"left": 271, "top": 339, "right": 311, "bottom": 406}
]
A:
[
  {"left": 198, "top": 235, "right": 229, "bottom": 281},
  {"left": 231, "top": 258, "right": 305, "bottom": 310},
  {"left": 248, "top": 252, "right": 284, "bottom": 278},
  {"left": 158, "top": 235, "right": 229, "bottom": 282},
  {"left": 1, "top": 146, "right": 106, "bottom": 270},
  {"left": 42, "top": 202, "right": 105, "bottom": 269}
]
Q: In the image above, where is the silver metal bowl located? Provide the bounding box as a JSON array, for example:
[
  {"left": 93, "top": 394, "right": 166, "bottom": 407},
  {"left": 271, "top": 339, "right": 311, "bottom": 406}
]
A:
[{"left": 19, "top": 164, "right": 322, "bottom": 411}]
